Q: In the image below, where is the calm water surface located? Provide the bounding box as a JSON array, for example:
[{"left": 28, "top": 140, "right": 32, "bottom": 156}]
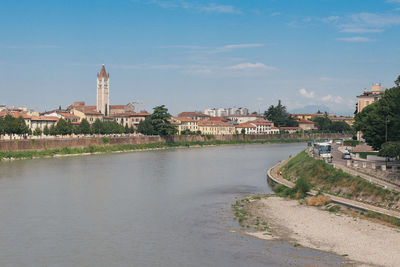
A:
[{"left": 0, "top": 143, "right": 343, "bottom": 266}]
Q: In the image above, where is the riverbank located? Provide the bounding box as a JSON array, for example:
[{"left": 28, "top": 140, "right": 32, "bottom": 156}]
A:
[
  {"left": 0, "top": 138, "right": 309, "bottom": 161},
  {"left": 240, "top": 196, "right": 400, "bottom": 267}
]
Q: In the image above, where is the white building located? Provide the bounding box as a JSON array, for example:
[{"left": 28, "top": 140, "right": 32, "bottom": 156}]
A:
[
  {"left": 204, "top": 107, "right": 249, "bottom": 117},
  {"left": 226, "top": 114, "right": 263, "bottom": 124},
  {"left": 97, "top": 64, "right": 110, "bottom": 116}
]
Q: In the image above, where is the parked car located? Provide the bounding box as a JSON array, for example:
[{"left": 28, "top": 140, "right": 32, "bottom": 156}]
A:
[
  {"left": 335, "top": 140, "right": 343, "bottom": 145},
  {"left": 342, "top": 152, "right": 351, "bottom": 160}
]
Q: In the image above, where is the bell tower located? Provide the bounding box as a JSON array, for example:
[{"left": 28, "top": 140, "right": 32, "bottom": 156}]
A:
[{"left": 97, "top": 64, "right": 110, "bottom": 115}]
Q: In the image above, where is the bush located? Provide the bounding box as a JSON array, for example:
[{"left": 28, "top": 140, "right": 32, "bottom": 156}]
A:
[
  {"left": 273, "top": 184, "right": 287, "bottom": 193},
  {"left": 343, "top": 140, "right": 359, "bottom": 147},
  {"left": 307, "top": 195, "right": 331, "bottom": 206},
  {"left": 294, "top": 177, "right": 311, "bottom": 197}
]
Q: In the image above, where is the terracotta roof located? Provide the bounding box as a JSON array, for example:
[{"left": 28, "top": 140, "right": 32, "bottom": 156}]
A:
[
  {"left": 57, "top": 112, "right": 80, "bottom": 119},
  {"left": 235, "top": 122, "right": 256, "bottom": 128},
  {"left": 0, "top": 111, "right": 31, "bottom": 119},
  {"left": 178, "top": 112, "right": 210, "bottom": 118},
  {"left": 31, "top": 116, "right": 58, "bottom": 121},
  {"left": 83, "top": 110, "right": 103, "bottom": 115},
  {"left": 198, "top": 121, "right": 232, "bottom": 127},
  {"left": 110, "top": 105, "right": 126, "bottom": 109},
  {"left": 172, "top": 117, "right": 197, "bottom": 122},
  {"left": 97, "top": 64, "right": 109, "bottom": 79},
  {"left": 298, "top": 119, "right": 315, "bottom": 124},
  {"left": 209, "top": 117, "right": 227, "bottom": 122}
]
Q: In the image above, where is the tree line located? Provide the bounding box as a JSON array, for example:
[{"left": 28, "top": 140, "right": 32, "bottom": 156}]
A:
[
  {"left": 0, "top": 115, "right": 30, "bottom": 135},
  {"left": 0, "top": 116, "right": 136, "bottom": 136},
  {"left": 264, "top": 100, "right": 353, "bottom": 133},
  {"left": 355, "top": 75, "right": 400, "bottom": 158},
  {"left": 40, "top": 118, "right": 135, "bottom": 136}
]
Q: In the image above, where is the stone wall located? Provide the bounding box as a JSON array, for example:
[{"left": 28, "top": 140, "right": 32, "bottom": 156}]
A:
[{"left": 0, "top": 133, "right": 347, "bottom": 151}]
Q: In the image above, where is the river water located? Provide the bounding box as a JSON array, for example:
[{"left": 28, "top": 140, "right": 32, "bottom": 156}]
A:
[{"left": 0, "top": 143, "right": 343, "bottom": 266}]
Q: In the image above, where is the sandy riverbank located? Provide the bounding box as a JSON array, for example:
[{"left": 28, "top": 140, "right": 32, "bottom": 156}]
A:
[{"left": 245, "top": 196, "right": 400, "bottom": 267}]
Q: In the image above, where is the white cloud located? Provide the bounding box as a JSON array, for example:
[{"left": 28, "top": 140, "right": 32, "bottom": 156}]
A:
[
  {"left": 198, "top": 3, "right": 240, "bottom": 14},
  {"left": 299, "top": 88, "right": 315, "bottom": 98},
  {"left": 227, "top": 62, "right": 275, "bottom": 70},
  {"left": 340, "top": 28, "right": 383, "bottom": 33},
  {"left": 158, "top": 43, "right": 264, "bottom": 54},
  {"left": 339, "top": 12, "right": 400, "bottom": 33},
  {"left": 138, "top": 0, "right": 241, "bottom": 14},
  {"left": 337, "top": 36, "right": 373, "bottom": 42},
  {"left": 320, "top": 16, "right": 340, "bottom": 23},
  {"left": 222, "top": 43, "right": 263, "bottom": 50},
  {"left": 321, "top": 95, "right": 344, "bottom": 104}
]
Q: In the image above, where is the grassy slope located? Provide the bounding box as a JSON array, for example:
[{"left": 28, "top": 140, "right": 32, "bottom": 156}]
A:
[
  {"left": 280, "top": 151, "right": 400, "bottom": 208},
  {"left": 0, "top": 138, "right": 309, "bottom": 160}
]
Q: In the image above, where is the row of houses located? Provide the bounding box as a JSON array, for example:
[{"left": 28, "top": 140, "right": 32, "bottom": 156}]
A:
[
  {"left": 0, "top": 102, "right": 150, "bottom": 132},
  {"left": 171, "top": 116, "right": 280, "bottom": 135}
]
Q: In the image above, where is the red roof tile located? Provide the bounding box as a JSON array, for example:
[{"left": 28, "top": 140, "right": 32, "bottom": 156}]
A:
[{"left": 235, "top": 122, "right": 256, "bottom": 128}]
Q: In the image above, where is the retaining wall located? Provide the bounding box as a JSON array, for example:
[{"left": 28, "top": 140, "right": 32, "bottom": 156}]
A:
[{"left": 0, "top": 133, "right": 348, "bottom": 151}]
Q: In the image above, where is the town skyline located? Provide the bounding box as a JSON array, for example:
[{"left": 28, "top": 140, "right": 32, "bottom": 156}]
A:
[{"left": 2, "top": 0, "right": 400, "bottom": 115}]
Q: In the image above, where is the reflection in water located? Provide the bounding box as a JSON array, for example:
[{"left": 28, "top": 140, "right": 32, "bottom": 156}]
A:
[{"left": 0, "top": 144, "right": 343, "bottom": 266}]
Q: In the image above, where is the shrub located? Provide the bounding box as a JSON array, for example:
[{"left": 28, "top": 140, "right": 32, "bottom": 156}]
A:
[
  {"left": 293, "top": 177, "right": 311, "bottom": 197},
  {"left": 307, "top": 195, "right": 331, "bottom": 206}
]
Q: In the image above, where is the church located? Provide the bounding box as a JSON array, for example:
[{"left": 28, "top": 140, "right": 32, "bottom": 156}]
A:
[{"left": 65, "top": 65, "right": 149, "bottom": 128}]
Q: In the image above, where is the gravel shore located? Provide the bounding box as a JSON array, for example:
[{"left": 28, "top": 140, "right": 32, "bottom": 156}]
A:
[{"left": 246, "top": 196, "right": 400, "bottom": 267}]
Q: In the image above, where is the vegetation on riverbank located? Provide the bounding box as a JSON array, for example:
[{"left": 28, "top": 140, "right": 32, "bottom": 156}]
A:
[
  {"left": 232, "top": 195, "right": 271, "bottom": 232},
  {"left": 279, "top": 151, "right": 400, "bottom": 209},
  {"left": 0, "top": 138, "right": 310, "bottom": 160}
]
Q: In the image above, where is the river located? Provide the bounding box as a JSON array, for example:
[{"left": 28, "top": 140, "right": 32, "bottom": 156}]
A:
[{"left": 0, "top": 143, "right": 343, "bottom": 266}]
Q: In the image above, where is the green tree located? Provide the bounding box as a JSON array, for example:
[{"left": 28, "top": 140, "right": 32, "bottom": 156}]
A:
[
  {"left": 78, "top": 118, "right": 91, "bottom": 134},
  {"left": 91, "top": 119, "right": 103, "bottom": 134},
  {"left": 354, "top": 84, "right": 400, "bottom": 150},
  {"left": 379, "top": 141, "right": 400, "bottom": 160},
  {"left": 0, "top": 117, "right": 4, "bottom": 135},
  {"left": 264, "top": 100, "right": 298, "bottom": 127},
  {"left": 55, "top": 118, "right": 70, "bottom": 135},
  {"left": 124, "top": 124, "right": 130, "bottom": 134},
  {"left": 312, "top": 115, "right": 332, "bottom": 132},
  {"left": 49, "top": 124, "right": 57, "bottom": 136},
  {"left": 330, "top": 121, "right": 352, "bottom": 133},
  {"left": 138, "top": 105, "right": 177, "bottom": 136},
  {"left": 33, "top": 127, "right": 42, "bottom": 136},
  {"left": 137, "top": 119, "right": 155, "bottom": 135},
  {"left": 395, "top": 75, "right": 400, "bottom": 87},
  {"left": 43, "top": 125, "right": 50, "bottom": 136}
]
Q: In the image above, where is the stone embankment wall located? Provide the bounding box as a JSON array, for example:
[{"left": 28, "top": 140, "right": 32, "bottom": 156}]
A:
[{"left": 0, "top": 133, "right": 347, "bottom": 151}]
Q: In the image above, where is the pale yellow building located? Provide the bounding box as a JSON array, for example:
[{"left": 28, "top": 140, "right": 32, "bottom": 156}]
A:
[
  {"left": 171, "top": 117, "right": 199, "bottom": 134},
  {"left": 356, "top": 83, "right": 386, "bottom": 113},
  {"left": 72, "top": 108, "right": 103, "bottom": 124},
  {"left": 198, "top": 121, "right": 235, "bottom": 135}
]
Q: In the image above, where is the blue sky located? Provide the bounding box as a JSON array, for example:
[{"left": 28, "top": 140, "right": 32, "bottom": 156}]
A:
[{"left": 1, "top": 0, "right": 400, "bottom": 115}]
